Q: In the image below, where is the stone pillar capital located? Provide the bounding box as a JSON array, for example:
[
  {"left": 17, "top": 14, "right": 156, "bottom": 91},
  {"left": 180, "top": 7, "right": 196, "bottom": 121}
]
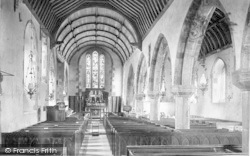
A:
[
  {"left": 171, "top": 85, "right": 196, "bottom": 97},
  {"left": 232, "top": 70, "right": 250, "bottom": 91},
  {"left": 135, "top": 94, "right": 145, "bottom": 100}
]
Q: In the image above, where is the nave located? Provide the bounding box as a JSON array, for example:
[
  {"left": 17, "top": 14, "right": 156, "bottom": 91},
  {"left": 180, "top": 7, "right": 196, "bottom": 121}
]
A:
[
  {"left": 1, "top": 111, "right": 244, "bottom": 156},
  {"left": 1, "top": 0, "right": 250, "bottom": 155}
]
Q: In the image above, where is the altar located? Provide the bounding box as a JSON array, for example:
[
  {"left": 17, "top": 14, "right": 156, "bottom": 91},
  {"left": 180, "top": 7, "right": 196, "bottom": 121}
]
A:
[
  {"left": 85, "top": 103, "right": 106, "bottom": 119},
  {"left": 85, "top": 90, "right": 107, "bottom": 119}
]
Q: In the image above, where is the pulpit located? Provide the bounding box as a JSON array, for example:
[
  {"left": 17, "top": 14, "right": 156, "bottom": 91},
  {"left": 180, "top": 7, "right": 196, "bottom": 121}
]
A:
[{"left": 47, "top": 102, "right": 66, "bottom": 121}]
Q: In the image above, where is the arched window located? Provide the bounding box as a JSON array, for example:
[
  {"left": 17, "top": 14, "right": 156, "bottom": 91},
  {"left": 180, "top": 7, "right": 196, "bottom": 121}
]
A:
[
  {"left": 212, "top": 59, "right": 226, "bottom": 103},
  {"left": 41, "top": 33, "right": 48, "bottom": 81},
  {"left": 86, "top": 51, "right": 105, "bottom": 89},
  {"left": 49, "top": 53, "right": 55, "bottom": 101},
  {"left": 24, "top": 22, "right": 37, "bottom": 98}
]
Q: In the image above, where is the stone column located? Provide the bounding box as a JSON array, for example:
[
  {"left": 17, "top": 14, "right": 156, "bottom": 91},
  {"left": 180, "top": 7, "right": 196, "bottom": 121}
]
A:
[
  {"left": 172, "top": 85, "right": 195, "bottom": 129},
  {"left": 135, "top": 94, "right": 144, "bottom": 116},
  {"left": 143, "top": 92, "right": 159, "bottom": 120},
  {"left": 232, "top": 70, "right": 250, "bottom": 153}
]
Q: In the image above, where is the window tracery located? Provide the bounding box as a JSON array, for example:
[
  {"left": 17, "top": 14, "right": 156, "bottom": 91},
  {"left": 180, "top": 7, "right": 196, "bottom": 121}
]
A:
[{"left": 86, "top": 51, "right": 105, "bottom": 89}]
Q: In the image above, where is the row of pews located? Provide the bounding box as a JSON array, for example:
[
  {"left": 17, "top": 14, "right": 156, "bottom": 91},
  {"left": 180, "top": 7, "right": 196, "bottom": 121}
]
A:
[
  {"left": 127, "top": 145, "right": 244, "bottom": 156},
  {"left": 1, "top": 113, "right": 90, "bottom": 156},
  {"left": 104, "top": 114, "right": 243, "bottom": 156},
  {"left": 152, "top": 118, "right": 218, "bottom": 129},
  {"left": 151, "top": 116, "right": 242, "bottom": 131}
]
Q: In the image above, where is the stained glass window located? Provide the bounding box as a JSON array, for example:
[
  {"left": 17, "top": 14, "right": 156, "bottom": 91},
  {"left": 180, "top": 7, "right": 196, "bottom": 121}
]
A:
[
  {"left": 86, "top": 51, "right": 105, "bottom": 88},
  {"left": 100, "top": 54, "right": 105, "bottom": 88},
  {"left": 92, "top": 51, "right": 99, "bottom": 88},
  {"left": 86, "top": 54, "right": 91, "bottom": 88}
]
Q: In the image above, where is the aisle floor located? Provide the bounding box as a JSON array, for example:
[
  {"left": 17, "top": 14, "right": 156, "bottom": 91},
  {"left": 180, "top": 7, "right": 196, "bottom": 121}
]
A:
[{"left": 79, "top": 120, "right": 113, "bottom": 156}]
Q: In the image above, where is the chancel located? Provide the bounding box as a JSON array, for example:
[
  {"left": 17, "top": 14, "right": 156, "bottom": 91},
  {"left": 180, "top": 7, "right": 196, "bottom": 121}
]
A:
[{"left": 0, "top": 0, "right": 250, "bottom": 156}]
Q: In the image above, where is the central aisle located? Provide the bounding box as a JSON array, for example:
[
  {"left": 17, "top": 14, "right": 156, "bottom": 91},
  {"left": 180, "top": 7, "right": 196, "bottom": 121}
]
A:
[{"left": 79, "top": 120, "right": 113, "bottom": 156}]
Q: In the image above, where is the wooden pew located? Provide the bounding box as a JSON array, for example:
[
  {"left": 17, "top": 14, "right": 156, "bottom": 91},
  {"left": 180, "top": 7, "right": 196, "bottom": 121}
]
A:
[
  {"left": 127, "top": 145, "right": 245, "bottom": 156},
  {"left": 1, "top": 113, "right": 90, "bottom": 156},
  {"left": 104, "top": 115, "right": 174, "bottom": 155},
  {"left": 104, "top": 115, "right": 242, "bottom": 156},
  {"left": 152, "top": 118, "right": 217, "bottom": 130}
]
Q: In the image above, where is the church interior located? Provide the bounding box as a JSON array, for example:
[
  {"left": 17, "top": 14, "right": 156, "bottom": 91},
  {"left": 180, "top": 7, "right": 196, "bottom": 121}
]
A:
[{"left": 0, "top": 0, "right": 250, "bottom": 155}]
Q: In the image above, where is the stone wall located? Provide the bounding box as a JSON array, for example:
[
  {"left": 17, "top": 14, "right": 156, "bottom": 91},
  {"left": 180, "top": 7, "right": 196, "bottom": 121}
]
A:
[
  {"left": 191, "top": 47, "right": 242, "bottom": 121},
  {"left": 122, "top": 0, "right": 249, "bottom": 122},
  {"left": 68, "top": 47, "right": 123, "bottom": 96},
  {"left": 0, "top": 0, "right": 50, "bottom": 132}
]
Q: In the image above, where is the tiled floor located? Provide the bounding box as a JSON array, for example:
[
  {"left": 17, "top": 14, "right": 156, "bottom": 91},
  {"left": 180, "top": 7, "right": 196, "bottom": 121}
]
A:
[{"left": 79, "top": 120, "right": 113, "bottom": 156}]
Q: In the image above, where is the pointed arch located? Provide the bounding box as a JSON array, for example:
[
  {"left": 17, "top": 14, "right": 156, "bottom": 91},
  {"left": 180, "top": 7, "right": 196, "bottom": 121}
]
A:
[
  {"left": 174, "top": 0, "right": 233, "bottom": 86},
  {"left": 148, "top": 34, "right": 171, "bottom": 93}
]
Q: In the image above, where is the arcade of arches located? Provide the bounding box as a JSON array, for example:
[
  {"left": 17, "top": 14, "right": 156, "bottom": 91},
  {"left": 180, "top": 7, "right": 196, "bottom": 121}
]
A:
[{"left": 1, "top": 0, "right": 250, "bottom": 155}]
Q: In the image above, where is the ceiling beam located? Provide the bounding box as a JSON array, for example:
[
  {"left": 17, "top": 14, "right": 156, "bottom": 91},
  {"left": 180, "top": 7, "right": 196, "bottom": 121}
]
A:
[
  {"left": 56, "top": 14, "right": 137, "bottom": 42},
  {"left": 64, "top": 35, "right": 128, "bottom": 60},
  {"left": 60, "top": 28, "right": 131, "bottom": 52},
  {"left": 67, "top": 40, "right": 125, "bottom": 63},
  {"left": 62, "top": 30, "right": 131, "bottom": 58}
]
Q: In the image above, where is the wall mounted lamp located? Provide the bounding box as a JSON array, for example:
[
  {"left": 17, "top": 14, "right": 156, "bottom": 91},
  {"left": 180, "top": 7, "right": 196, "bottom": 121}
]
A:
[
  {"left": 25, "top": 50, "right": 37, "bottom": 99},
  {"left": 199, "top": 73, "right": 208, "bottom": 95}
]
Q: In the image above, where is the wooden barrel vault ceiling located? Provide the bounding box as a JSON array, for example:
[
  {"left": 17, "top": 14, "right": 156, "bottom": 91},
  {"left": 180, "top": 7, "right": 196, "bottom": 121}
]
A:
[
  {"left": 24, "top": 0, "right": 174, "bottom": 63},
  {"left": 199, "top": 8, "right": 232, "bottom": 59}
]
